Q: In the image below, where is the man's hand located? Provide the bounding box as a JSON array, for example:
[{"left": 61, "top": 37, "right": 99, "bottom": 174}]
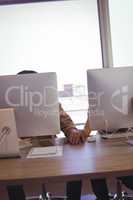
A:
[{"left": 67, "top": 128, "right": 89, "bottom": 145}]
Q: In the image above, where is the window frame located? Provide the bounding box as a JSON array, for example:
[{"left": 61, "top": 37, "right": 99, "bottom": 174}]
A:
[{"left": 97, "top": 0, "right": 113, "bottom": 68}]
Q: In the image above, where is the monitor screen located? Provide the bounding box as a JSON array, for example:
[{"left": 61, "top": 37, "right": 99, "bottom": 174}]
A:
[
  {"left": 0, "top": 72, "right": 60, "bottom": 137},
  {"left": 87, "top": 67, "right": 133, "bottom": 131}
]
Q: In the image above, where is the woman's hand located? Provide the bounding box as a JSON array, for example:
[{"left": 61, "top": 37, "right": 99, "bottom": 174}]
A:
[{"left": 67, "top": 128, "right": 89, "bottom": 145}]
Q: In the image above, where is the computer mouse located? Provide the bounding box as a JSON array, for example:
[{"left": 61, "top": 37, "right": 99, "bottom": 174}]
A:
[{"left": 87, "top": 136, "right": 96, "bottom": 142}]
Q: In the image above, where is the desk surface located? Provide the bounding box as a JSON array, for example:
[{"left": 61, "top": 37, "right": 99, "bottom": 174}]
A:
[{"left": 0, "top": 138, "right": 133, "bottom": 183}]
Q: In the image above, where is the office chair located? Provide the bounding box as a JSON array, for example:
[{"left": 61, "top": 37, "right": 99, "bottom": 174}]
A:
[
  {"left": 7, "top": 181, "right": 82, "bottom": 200},
  {"left": 26, "top": 183, "right": 68, "bottom": 200},
  {"left": 41, "top": 181, "right": 82, "bottom": 200},
  {"left": 40, "top": 193, "right": 67, "bottom": 200},
  {"left": 7, "top": 185, "right": 26, "bottom": 200},
  {"left": 7, "top": 185, "right": 42, "bottom": 200},
  {"left": 109, "top": 179, "right": 133, "bottom": 200},
  {"left": 7, "top": 184, "right": 67, "bottom": 200},
  {"left": 41, "top": 183, "right": 67, "bottom": 200}
]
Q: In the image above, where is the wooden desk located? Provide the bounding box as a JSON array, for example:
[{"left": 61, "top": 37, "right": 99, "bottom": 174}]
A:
[{"left": 0, "top": 138, "right": 133, "bottom": 183}]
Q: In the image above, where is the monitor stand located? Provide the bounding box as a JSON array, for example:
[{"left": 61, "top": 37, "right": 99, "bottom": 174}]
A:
[
  {"left": 98, "top": 127, "right": 133, "bottom": 142},
  {"left": 99, "top": 119, "right": 133, "bottom": 135},
  {"left": 31, "top": 135, "right": 55, "bottom": 147}
]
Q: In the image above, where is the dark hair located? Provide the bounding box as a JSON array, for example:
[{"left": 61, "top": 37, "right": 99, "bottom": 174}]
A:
[{"left": 17, "top": 70, "right": 37, "bottom": 75}]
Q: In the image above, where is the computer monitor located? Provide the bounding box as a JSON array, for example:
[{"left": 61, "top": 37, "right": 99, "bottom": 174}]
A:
[
  {"left": 87, "top": 67, "right": 133, "bottom": 131},
  {"left": 0, "top": 72, "right": 60, "bottom": 137}
]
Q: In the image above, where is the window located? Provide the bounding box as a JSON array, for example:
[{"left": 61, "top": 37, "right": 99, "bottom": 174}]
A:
[
  {"left": 0, "top": 0, "right": 102, "bottom": 124},
  {"left": 109, "top": 0, "right": 133, "bottom": 67}
]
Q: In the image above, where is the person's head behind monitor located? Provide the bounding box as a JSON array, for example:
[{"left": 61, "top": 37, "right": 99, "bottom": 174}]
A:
[{"left": 17, "top": 70, "right": 37, "bottom": 75}]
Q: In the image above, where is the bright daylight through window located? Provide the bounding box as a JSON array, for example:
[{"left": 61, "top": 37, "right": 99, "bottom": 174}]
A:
[
  {"left": 109, "top": 0, "right": 133, "bottom": 67},
  {"left": 0, "top": 0, "right": 102, "bottom": 124}
]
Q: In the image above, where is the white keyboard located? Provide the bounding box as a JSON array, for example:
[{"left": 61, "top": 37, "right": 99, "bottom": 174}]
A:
[
  {"left": 30, "top": 146, "right": 57, "bottom": 155},
  {"left": 101, "top": 131, "right": 133, "bottom": 139},
  {"left": 27, "top": 146, "right": 63, "bottom": 158}
]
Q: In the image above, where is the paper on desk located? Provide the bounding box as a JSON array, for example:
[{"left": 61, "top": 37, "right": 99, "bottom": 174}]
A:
[{"left": 27, "top": 146, "right": 63, "bottom": 158}]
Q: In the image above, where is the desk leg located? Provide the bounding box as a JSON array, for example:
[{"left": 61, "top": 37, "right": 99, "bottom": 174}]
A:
[
  {"left": 66, "top": 180, "right": 82, "bottom": 200},
  {"left": 7, "top": 185, "right": 26, "bottom": 200}
]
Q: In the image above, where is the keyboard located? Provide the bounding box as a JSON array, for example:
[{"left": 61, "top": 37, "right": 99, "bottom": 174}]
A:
[
  {"left": 27, "top": 146, "right": 63, "bottom": 158},
  {"left": 100, "top": 131, "right": 133, "bottom": 139}
]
